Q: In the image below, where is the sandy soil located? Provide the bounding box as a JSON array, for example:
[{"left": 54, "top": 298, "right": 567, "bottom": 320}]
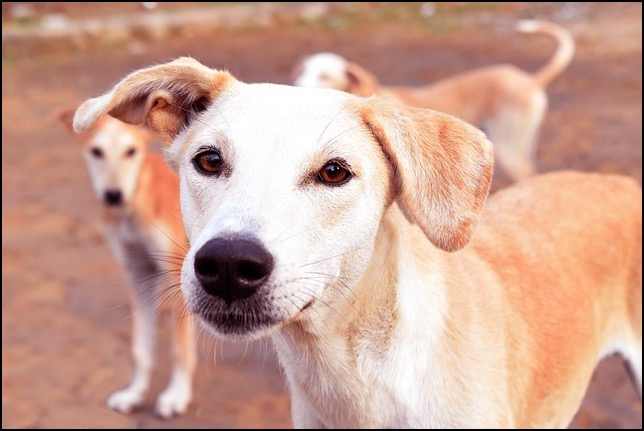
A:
[{"left": 2, "top": 2, "right": 642, "bottom": 429}]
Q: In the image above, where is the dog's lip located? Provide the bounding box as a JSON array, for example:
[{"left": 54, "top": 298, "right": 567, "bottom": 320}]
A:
[
  {"left": 193, "top": 296, "right": 317, "bottom": 339},
  {"left": 198, "top": 308, "right": 275, "bottom": 337}
]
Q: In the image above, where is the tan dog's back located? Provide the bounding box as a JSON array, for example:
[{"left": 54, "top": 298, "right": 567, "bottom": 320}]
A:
[{"left": 382, "top": 65, "right": 540, "bottom": 124}]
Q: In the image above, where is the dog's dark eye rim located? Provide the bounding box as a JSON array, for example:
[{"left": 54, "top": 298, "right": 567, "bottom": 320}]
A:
[
  {"left": 317, "top": 159, "right": 353, "bottom": 186},
  {"left": 193, "top": 149, "right": 224, "bottom": 175},
  {"left": 124, "top": 147, "right": 137, "bottom": 158},
  {"left": 90, "top": 147, "right": 104, "bottom": 158}
]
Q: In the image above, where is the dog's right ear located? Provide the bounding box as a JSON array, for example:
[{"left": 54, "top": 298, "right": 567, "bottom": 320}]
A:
[
  {"left": 73, "top": 57, "right": 235, "bottom": 146},
  {"left": 346, "top": 62, "right": 380, "bottom": 97}
]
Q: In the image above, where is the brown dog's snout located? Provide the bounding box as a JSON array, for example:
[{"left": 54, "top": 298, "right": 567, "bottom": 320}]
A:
[
  {"left": 104, "top": 189, "right": 123, "bottom": 206},
  {"left": 194, "top": 237, "right": 274, "bottom": 304}
]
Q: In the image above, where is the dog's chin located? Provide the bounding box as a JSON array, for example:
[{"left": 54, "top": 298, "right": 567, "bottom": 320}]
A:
[{"left": 196, "top": 308, "right": 280, "bottom": 341}]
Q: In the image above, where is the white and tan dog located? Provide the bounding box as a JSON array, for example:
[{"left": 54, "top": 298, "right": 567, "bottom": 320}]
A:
[
  {"left": 59, "top": 109, "right": 196, "bottom": 418},
  {"left": 292, "top": 20, "right": 575, "bottom": 183},
  {"left": 73, "top": 57, "right": 641, "bottom": 428}
]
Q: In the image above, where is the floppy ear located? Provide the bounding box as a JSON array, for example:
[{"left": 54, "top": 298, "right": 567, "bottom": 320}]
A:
[
  {"left": 56, "top": 103, "right": 155, "bottom": 145},
  {"left": 360, "top": 98, "right": 494, "bottom": 252},
  {"left": 73, "top": 57, "right": 235, "bottom": 145},
  {"left": 53, "top": 103, "right": 96, "bottom": 141},
  {"left": 346, "top": 62, "right": 380, "bottom": 97},
  {"left": 55, "top": 104, "right": 80, "bottom": 134}
]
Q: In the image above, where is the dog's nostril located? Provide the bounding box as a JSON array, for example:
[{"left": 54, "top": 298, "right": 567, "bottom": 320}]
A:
[
  {"left": 194, "top": 259, "right": 219, "bottom": 279},
  {"left": 237, "top": 260, "right": 269, "bottom": 284},
  {"left": 193, "top": 237, "right": 274, "bottom": 304},
  {"left": 104, "top": 189, "right": 123, "bottom": 206}
]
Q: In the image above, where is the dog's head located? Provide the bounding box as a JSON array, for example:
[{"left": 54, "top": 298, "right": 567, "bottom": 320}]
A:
[
  {"left": 59, "top": 106, "right": 153, "bottom": 207},
  {"left": 292, "top": 52, "right": 381, "bottom": 97},
  {"left": 74, "top": 57, "right": 493, "bottom": 340}
]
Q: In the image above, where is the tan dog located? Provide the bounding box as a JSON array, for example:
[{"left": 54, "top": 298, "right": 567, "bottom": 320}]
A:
[
  {"left": 292, "top": 20, "right": 575, "bottom": 183},
  {"left": 73, "top": 57, "right": 641, "bottom": 428},
  {"left": 59, "top": 109, "right": 196, "bottom": 418}
]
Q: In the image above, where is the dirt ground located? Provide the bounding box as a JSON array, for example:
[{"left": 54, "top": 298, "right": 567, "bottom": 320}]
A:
[{"left": 2, "top": 2, "right": 642, "bottom": 429}]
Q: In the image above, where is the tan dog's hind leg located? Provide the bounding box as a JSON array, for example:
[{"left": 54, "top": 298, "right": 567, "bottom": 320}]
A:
[{"left": 485, "top": 91, "right": 546, "bottom": 182}]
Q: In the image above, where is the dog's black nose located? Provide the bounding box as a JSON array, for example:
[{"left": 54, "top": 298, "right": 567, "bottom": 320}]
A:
[
  {"left": 104, "top": 189, "right": 123, "bottom": 206},
  {"left": 194, "top": 238, "right": 274, "bottom": 304}
]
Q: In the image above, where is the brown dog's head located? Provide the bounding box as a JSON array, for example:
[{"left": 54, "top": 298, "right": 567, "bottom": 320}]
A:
[
  {"left": 291, "top": 52, "right": 381, "bottom": 97},
  {"left": 59, "top": 104, "right": 153, "bottom": 207},
  {"left": 74, "top": 57, "right": 493, "bottom": 339}
]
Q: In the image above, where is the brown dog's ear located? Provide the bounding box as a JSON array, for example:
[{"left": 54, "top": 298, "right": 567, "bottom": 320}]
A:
[
  {"left": 73, "top": 57, "right": 235, "bottom": 145},
  {"left": 56, "top": 105, "right": 79, "bottom": 133},
  {"left": 55, "top": 103, "right": 154, "bottom": 146},
  {"left": 346, "top": 62, "right": 380, "bottom": 97},
  {"left": 51, "top": 102, "right": 88, "bottom": 136},
  {"left": 360, "top": 98, "right": 494, "bottom": 252}
]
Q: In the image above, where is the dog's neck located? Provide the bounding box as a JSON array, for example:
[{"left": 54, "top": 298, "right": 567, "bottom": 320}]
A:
[
  {"left": 271, "top": 205, "right": 463, "bottom": 427},
  {"left": 271, "top": 209, "right": 399, "bottom": 426}
]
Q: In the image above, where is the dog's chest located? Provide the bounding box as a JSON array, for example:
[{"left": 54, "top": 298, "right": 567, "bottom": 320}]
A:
[{"left": 103, "top": 213, "right": 160, "bottom": 274}]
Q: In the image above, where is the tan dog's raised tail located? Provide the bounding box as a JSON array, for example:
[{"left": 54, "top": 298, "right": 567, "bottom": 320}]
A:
[
  {"left": 73, "top": 57, "right": 641, "bottom": 428},
  {"left": 292, "top": 20, "right": 575, "bottom": 184},
  {"left": 59, "top": 109, "right": 196, "bottom": 418}
]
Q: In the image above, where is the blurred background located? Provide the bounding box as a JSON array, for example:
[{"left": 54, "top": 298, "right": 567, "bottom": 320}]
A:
[{"left": 2, "top": 2, "right": 641, "bottom": 428}]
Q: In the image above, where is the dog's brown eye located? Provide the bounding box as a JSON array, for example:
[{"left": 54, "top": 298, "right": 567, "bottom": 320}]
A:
[
  {"left": 318, "top": 161, "right": 352, "bottom": 185},
  {"left": 90, "top": 147, "right": 104, "bottom": 158},
  {"left": 194, "top": 150, "right": 223, "bottom": 175},
  {"left": 124, "top": 147, "right": 137, "bottom": 158}
]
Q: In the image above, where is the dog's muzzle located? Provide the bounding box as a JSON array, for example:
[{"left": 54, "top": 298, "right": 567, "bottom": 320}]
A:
[{"left": 193, "top": 237, "right": 274, "bottom": 304}]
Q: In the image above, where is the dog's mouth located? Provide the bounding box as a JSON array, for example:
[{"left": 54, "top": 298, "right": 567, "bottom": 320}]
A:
[
  {"left": 196, "top": 306, "right": 276, "bottom": 339},
  {"left": 189, "top": 291, "right": 316, "bottom": 340}
]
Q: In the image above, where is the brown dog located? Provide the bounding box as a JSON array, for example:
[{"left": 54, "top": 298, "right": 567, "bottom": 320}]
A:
[
  {"left": 292, "top": 20, "right": 575, "bottom": 183},
  {"left": 73, "top": 57, "right": 640, "bottom": 428},
  {"left": 59, "top": 109, "right": 196, "bottom": 418}
]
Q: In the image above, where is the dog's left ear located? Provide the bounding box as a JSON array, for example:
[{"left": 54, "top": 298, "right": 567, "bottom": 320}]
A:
[
  {"left": 346, "top": 62, "right": 380, "bottom": 97},
  {"left": 73, "top": 57, "right": 235, "bottom": 146},
  {"left": 361, "top": 98, "right": 494, "bottom": 252}
]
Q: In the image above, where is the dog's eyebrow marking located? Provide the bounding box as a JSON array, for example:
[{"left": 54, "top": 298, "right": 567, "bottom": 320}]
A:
[
  {"left": 316, "top": 99, "right": 355, "bottom": 146},
  {"left": 320, "top": 123, "right": 365, "bottom": 151}
]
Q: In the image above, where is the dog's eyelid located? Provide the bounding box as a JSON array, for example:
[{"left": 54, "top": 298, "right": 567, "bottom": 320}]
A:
[
  {"left": 326, "top": 158, "right": 353, "bottom": 171},
  {"left": 191, "top": 144, "right": 222, "bottom": 159}
]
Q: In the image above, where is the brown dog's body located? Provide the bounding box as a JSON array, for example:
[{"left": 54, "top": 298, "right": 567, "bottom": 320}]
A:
[
  {"left": 73, "top": 58, "right": 641, "bottom": 428},
  {"left": 59, "top": 112, "right": 196, "bottom": 418},
  {"left": 293, "top": 20, "right": 575, "bottom": 183}
]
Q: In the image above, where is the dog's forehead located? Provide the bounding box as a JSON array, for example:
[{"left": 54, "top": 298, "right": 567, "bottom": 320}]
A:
[
  {"left": 197, "top": 83, "right": 362, "bottom": 141},
  {"left": 89, "top": 116, "right": 139, "bottom": 149},
  {"left": 305, "top": 53, "right": 347, "bottom": 72}
]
